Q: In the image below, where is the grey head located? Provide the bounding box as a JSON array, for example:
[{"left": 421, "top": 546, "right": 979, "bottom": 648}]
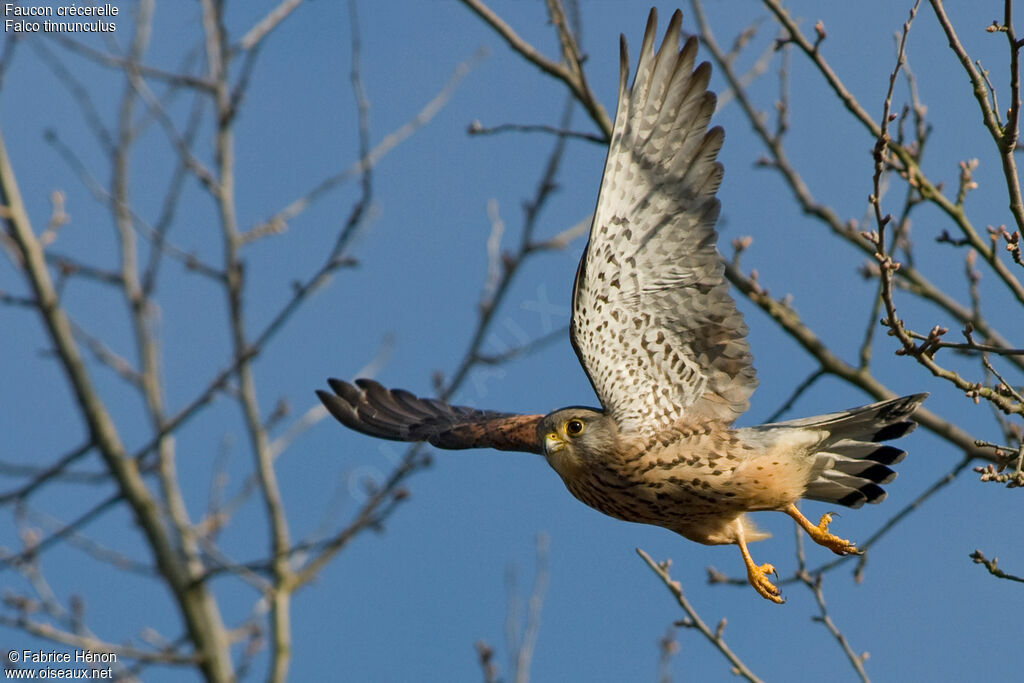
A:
[{"left": 536, "top": 406, "right": 617, "bottom": 479}]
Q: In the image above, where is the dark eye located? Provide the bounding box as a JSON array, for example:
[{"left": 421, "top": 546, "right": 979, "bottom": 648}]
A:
[{"left": 565, "top": 419, "right": 584, "bottom": 436}]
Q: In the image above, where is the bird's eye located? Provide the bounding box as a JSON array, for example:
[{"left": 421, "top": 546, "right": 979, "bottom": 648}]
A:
[{"left": 565, "top": 419, "right": 585, "bottom": 436}]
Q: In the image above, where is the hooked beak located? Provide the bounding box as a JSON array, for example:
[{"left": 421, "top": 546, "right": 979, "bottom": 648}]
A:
[{"left": 544, "top": 432, "right": 565, "bottom": 454}]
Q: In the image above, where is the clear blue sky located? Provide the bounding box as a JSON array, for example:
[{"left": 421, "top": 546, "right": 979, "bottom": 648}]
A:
[{"left": 3, "top": 1, "right": 1021, "bottom": 681}]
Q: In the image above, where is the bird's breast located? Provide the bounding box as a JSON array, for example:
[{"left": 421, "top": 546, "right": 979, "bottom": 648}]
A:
[{"left": 557, "top": 429, "right": 754, "bottom": 526}]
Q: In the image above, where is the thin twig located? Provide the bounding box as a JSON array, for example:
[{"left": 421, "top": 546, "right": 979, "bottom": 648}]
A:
[
  {"left": 798, "top": 571, "right": 871, "bottom": 682},
  {"left": 468, "top": 120, "right": 605, "bottom": 143},
  {"left": 764, "top": 368, "right": 825, "bottom": 422},
  {"left": 237, "top": 0, "right": 304, "bottom": 52},
  {"left": 636, "top": 549, "right": 765, "bottom": 683},
  {"left": 49, "top": 33, "right": 215, "bottom": 92},
  {"left": 0, "top": 614, "right": 196, "bottom": 665},
  {"left": 513, "top": 534, "right": 549, "bottom": 683},
  {"left": 970, "top": 549, "right": 1024, "bottom": 583},
  {"left": 458, "top": 0, "right": 612, "bottom": 136},
  {"left": 249, "top": 48, "right": 486, "bottom": 238}
]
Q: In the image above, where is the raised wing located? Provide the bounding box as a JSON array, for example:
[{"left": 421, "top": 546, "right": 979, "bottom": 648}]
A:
[
  {"left": 317, "top": 378, "right": 543, "bottom": 454},
  {"left": 570, "top": 9, "right": 756, "bottom": 433}
]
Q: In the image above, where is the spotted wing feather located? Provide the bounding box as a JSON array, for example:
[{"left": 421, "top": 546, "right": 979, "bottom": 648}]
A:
[
  {"left": 317, "top": 378, "right": 543, "bottom": 454},
  {"left": 571, "top": 9, "right": 756, "bottom": 434}
]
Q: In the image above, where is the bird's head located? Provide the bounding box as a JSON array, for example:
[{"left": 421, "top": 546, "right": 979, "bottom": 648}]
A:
[{"left": 537, "top": 407, "right": 614, "bottom": 478}]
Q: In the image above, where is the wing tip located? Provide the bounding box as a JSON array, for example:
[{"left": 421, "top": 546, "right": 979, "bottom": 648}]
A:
[
  {"left": 316, "top": 387, "right": 360, "bottom": 430},
  {"left": 619, "top": 33, "right": 629, "bottom": 92},
  {"left": 644, "top": 7, "right": 659, "bottom": 39},
  {"left": 317, "top": 378, "right": 545, "bottom": 454}
]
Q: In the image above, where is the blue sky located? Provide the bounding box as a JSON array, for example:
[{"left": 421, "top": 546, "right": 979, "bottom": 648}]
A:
[{"left": 3, "top": 1, "right": 1022, "bottom": 681}]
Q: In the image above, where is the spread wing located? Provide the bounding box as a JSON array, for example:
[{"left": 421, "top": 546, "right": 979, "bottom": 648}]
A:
[
  {"left": 317, "top": 378, "right": 543, "bottom": 454},
  {"left": 570, "top": 9, "right": 756, "bottom": 433}
]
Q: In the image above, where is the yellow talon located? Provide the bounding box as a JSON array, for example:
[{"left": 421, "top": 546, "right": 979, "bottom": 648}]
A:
[
  {"left": 746, "top": 561, "right": 783, "bottom": 603},
  {"left": 786, "top": 505, "right": 861, "bottom": 556},
  {"left": 737, "top": 537, "right": 784, "bottom": 603}
]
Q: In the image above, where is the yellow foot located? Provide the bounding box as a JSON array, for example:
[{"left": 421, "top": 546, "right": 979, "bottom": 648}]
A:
[
  {"left": 810, "top": 512, "right": 860, "bottom": 555},
  {"left": 746, "top": 561, "right": 784, "bottom": 604},
  {"left": 785, "top": 504, "right": 861, "bottom": 556}
]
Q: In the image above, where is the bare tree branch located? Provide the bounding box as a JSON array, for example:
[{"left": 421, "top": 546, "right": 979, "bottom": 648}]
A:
[
  {"left": 636, "top": 549, "right": 765, "bottom": 683},
  {"left": 970, "top": 549, "right": 1024, "bottom": 583}
]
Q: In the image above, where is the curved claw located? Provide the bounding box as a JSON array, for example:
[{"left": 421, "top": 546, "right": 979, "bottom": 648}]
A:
[
  {"left": 813, "top": 512, "right": 860, "bottom": 556},
  {"left": 747, "top": 561, "right": 784, "bottom": 604},
  {"left": 785, "top": 504, "right": 862, "bottom": 557},
  {"left": 737, "top": 524, "right": 785, "bottom": 603}
]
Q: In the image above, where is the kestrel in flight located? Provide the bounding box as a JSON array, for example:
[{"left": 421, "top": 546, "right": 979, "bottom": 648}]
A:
[{"left": 318, "top": 8, "right": 926, "bottom": 603}]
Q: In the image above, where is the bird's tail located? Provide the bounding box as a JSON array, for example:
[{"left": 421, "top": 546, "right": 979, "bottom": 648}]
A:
[{"left": 769, "top": 393, "right": 928, "bottom": 509}]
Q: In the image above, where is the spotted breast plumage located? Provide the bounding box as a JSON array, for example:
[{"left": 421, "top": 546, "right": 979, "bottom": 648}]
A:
[{"left": 317, "top": 8, "right": 926, "bottom": 603}]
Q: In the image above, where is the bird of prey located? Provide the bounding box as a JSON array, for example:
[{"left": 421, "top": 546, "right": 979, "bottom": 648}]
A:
[{"left": 318, "top": 8, "right": 926, "bottom": 603}]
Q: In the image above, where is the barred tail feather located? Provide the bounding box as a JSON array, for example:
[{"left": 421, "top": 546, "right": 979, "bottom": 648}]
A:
[{"left": 782, "top": 393, "right": 928, "bottom": 509}]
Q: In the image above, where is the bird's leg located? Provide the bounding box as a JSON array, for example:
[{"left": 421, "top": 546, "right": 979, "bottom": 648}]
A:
[
  {"left": 735, "top": 529, "right": 783, "bottom": 604},
  {"left": 784, "top": 503, "right": 860, "bottom": 556}
]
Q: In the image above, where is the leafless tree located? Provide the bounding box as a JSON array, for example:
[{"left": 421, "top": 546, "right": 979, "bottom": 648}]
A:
[
  {"left": 1, "top": 1, "right": 492, "bottom": 680},
  {"left": 3, "top": 1, "right": 1022, "bottom": 682}
]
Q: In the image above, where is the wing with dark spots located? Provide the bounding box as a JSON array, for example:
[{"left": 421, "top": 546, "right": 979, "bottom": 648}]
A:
[
  {"left": 317, "top": 378, "right": 543, "bottom": 454},
  {"left": 570, "top": 9, "right": 756, "bottom": 433}
]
